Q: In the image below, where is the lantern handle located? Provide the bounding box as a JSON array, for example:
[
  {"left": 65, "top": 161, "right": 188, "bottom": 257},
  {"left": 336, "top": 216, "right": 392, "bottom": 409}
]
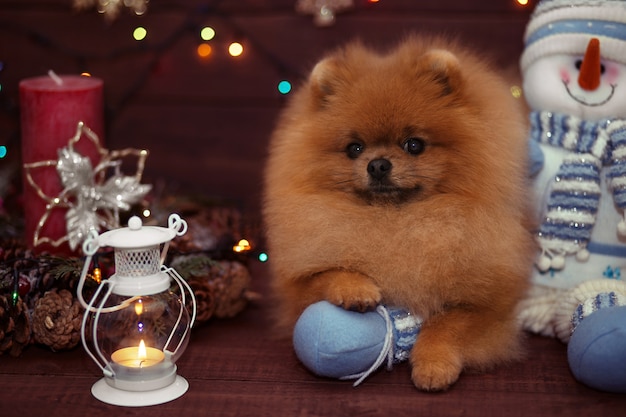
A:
[
  {"left": 82, "top": 229, "right": 100, "bottom": 256},
  {"left": 168, "top": 213, "right": 187, "bottom": 236},
  {"left": 80, "top": 279, "right": 116, "bottom": 378},
  {"left": 77, "top": 229, "right": 101, "bottom": 311},
  {"left": 162, "top": 265, "right": 197, "bottom": 356},
  {"left": 161, "top": 213, "right": 187, "bottom": 265}
]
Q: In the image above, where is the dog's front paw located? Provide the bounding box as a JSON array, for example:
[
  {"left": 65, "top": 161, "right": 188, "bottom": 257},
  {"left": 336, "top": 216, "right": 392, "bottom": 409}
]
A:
[
  {"left": 323, "top": 271, "right": 382, "bottom": 312},
  {"left": 410, "top": 358, "right": 462, "bottom": 392},
  {"left": 410, "top": 342, "right": 463, "bottom": 391},
  {"left": 328, "top": 288, "right": 381, "bottom": 312}
]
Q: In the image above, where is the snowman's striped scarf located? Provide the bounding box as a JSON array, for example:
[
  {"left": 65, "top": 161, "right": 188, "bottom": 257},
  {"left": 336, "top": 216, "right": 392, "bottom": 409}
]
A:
[{"left": 529, "top": 111, "right": 626, "bottom": 270}]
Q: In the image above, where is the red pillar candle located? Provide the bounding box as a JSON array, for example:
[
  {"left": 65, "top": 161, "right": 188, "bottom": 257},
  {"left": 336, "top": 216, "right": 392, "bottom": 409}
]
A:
[{"left": 19, "top": 73, "right": 104, "bottom": 254}]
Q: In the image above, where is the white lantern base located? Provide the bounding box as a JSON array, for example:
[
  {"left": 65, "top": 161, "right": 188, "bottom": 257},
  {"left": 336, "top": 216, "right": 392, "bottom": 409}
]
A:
[{"left": 91, "top": 375, "right": 189, "bottom": 407}]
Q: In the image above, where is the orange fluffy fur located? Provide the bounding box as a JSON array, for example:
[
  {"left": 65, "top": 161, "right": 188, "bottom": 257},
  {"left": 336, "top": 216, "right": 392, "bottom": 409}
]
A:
[{"left": 263, "top": 35, "right": 534, "bottom": 391}]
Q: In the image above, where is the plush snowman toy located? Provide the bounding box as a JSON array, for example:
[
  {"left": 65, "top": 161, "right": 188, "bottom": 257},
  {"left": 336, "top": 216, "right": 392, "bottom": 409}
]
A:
[{"left": 518, "top": 0, "right": 626, "bottom": 393}]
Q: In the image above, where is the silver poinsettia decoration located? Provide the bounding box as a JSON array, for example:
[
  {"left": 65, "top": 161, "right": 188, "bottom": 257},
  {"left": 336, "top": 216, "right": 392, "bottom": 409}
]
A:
[
  {"left": 73, "top": 0, "right": 148, "bottom": 21},
  {"left": 295, "top": 0, "right": 354, "bottom": 26},
  {"left": 23, "top": 121, "right": 151, "bottom": 251}
]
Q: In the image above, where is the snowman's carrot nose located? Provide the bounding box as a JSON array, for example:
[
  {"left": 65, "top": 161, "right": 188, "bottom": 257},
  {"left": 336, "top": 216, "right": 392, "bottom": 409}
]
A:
[{"left": 578, "top": 38, "right": 601, "bottom": 91}]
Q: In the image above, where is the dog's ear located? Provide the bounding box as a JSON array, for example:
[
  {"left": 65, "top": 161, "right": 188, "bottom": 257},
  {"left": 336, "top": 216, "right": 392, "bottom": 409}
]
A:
[
  {"left": 309, "top": 56, "right": 342, "bottom": 104},
  {"left": 420, "top": 49, "right": 462, "bottom": 97},
  {"left": 308, "top": 42, "right": 369, "bottom": 108}
]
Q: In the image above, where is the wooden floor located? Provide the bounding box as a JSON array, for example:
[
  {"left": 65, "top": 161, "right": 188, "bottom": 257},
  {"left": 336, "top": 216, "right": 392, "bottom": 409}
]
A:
[{"left": 1, "top": 261, "right": 625, "bottom": 417}]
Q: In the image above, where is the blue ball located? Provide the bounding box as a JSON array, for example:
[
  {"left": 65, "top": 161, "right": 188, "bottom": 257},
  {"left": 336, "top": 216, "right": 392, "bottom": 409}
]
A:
[
  {"left": 568, "top": 305, "right": 626, "bottom": 393},
  {"left": 293, "top": 301, "right": 387, "bottom": 378}
]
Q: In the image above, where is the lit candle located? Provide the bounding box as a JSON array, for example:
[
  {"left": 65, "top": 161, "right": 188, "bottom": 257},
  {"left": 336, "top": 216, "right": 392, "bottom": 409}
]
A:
[
  {"left": 19, "top": 71, "right": 104, "bottom": 254},
  {"left": 111, "top": 340, "right": 165, "bottom": 368}
]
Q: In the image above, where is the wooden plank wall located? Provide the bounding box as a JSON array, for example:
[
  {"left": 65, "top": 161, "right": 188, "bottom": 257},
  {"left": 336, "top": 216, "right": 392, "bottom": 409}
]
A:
[{"left": 0, "top": 0, "right": 534, "bottom": 217}]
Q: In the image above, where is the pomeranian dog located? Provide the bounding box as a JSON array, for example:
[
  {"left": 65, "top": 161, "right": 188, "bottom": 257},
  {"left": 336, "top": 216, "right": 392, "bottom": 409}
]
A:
[{"left": 263, "top": 35, "right": 534, "bottom": 391}]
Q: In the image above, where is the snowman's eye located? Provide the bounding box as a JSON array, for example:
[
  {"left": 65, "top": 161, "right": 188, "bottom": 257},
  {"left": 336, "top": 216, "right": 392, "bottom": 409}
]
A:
[{"left": 575, "top": 59, "right": 606, "bottom": 74}]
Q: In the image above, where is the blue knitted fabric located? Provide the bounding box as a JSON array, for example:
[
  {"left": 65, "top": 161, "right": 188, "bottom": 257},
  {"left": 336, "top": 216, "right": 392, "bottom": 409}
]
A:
[
  {"left": 388, "top": 307, "right": 421, "bottom": 363},
  {"left": 572, "top": 291, "right": 626, "bottom": 331},
  {"left": 530, "top": 111, "right": 626, "bottom": 260},
  {"left": 606, "top": 132, "right": 626, "bottom": 206},
  {"left": 537, "top": 157, "right": 600, "bottom": 246}
]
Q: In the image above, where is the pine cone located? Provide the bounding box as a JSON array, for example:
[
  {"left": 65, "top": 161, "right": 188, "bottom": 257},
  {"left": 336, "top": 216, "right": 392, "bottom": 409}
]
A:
[
  {"left": 171, "top": 255, "right": 254, "bottom": 322},
  {"left": 0, "top": 242, "right": 80, "bottom": 312},
  {"left": 209, "top": 260, "right": 251, "bottom": 319},
  {"left": 0, "top": 294, "right": 32, "bottom": 356},
  {"left": 0, "top": 242, "right": 34, "bottom": 298},
  {"left": 166, "top": 204, "right": 244, "bottom": 254},
  {"left": 32, "top": 289, "right": 82, "bottom": 351},
  {"left": 0, "top": 239, "right": 31, "bottom": 262},
  {"left": 187, "top": 279, "right": 217, "bottom": 323}
]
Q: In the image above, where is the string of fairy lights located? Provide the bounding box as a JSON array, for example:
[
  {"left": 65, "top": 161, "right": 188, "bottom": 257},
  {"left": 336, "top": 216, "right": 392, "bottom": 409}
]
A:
[
  {"left": 0, "top": 2, "right": 294, "bottom": 165},
  {"left": 0, "top": 0, "right": 535, "bottom": 271},
  {"left": 0, "top": 0, "right": 535, "bottom": 162}
]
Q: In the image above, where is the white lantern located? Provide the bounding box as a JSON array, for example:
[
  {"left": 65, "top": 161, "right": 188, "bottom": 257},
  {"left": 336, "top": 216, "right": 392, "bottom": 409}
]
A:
[{"left": 76, "top": 214, "right": 196, "bottom": 407}]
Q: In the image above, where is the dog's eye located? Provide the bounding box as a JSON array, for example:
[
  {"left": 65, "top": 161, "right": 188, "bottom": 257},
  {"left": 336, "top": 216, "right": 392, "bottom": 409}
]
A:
[
  {"left": 402, "top": 138, "right": 426, "bottom": 155},
  {"left": 346, "top": 142, "right": 364, "bottom": 159}
]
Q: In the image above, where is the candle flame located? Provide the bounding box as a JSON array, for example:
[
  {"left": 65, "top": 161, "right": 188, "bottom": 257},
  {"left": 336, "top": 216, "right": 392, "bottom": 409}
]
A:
[
  {"left": 134, "top": 299, "right": 143, "bottom": 315},
  {"left": 138, "top": 339, "right": 147, "bottom": 360}
]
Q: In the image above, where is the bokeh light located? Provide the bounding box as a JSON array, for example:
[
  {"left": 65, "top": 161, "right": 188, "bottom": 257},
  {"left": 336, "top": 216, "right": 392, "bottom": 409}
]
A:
[
  {"left": 197, "top": 43, "right": 212, "bottom": 58},
  {"left": 233, "top": 239, "right": 252, "bottom": 252},
  {"left": 200, "top": 26, "right": 216, "bottom": 41},
  {"left": 0, "top": 146, "right": 7, "bottom": 158},
  {"left": 278, "top": 80, "right": 292, "bottom": 95},
  {"left": 510, "top": 85, "right": 523, "bottom": 99},
  {"left": 133, "top": 27, "right": 147, "bottom": 41},
  {"left": 228, "top": 42, "right": 244, "bottom": 57},
  {"left": 258, "top": 252, "right": 268, "bottom": 262}
]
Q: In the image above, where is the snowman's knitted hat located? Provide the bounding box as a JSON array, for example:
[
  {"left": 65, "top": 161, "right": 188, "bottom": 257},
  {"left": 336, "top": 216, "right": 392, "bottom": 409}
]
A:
[{"left": 520, "top": 0, "right": 626, "bottom": 73}]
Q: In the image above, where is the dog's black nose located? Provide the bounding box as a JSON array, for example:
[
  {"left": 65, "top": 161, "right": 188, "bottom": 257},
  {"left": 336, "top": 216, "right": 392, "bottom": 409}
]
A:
[{"left": 367, "top": 158, "right": 392, "bottom": 180}]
